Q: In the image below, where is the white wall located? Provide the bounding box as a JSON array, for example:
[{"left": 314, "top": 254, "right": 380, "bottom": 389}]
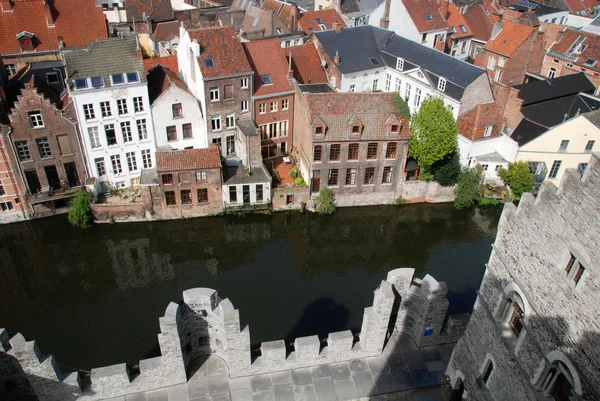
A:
[
  {"left": 103, "top": 8, "right": 127, "bottom": 24},
  {"left": 382, "top": 0, "right": 446, "bottom": 48},
  {"left": 339, "top": 67, "right": 386, "bottom": 92},
  {"left": 450, "top": 37, "right": 472, "bottom": 61},
  {"left": 152, "top": 85, "right": 208, "bottom": 150},
  {"left": 222, "top": 181, "right": 272, "bottom": 205},
  {"left": 73, "top": 84, "right": 157, "bottom": 188},
  {"left": 540, "top": 11, "right": 569, "bottom": 25},
  {"left": 177, "top": 27, "right": 207, "bottom": 122},
  {"left": 457, "top": 133, "right": 519, "bottom": 167},
  {"left": 171, "top": 0, "right": 197, "bottom": 10}
]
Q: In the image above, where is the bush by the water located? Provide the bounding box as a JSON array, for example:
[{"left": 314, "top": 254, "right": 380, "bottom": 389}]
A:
[
  {"left": 314, "top": 188, "right": 336, "bottom": 215},
  {"left": 432, "top": 149, "right": 461, "bottom": 186},
  {"left": 477, "top": 197, "right": 502, "bottom": 206},
  {"left": 498, "top": 161, "right": 534, "bottom": 201},
  {"left": 68, "top": 190, "right": 93, "bottom": 229},
  {"left": 454, "top": 168, "right": 481, "bottom": 210}
]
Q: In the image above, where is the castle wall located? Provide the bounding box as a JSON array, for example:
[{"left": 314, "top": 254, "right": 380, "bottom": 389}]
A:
[{"left": 446, "top": 152, "right": 600, "bottom": 401}]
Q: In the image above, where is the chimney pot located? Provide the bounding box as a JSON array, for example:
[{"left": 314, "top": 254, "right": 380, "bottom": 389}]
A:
[
  {"left": 333, "top": 21, "right": 342, "bottom": 32},
  {"left": 334, "top": 50, "right": 340, "bottom": 64}
]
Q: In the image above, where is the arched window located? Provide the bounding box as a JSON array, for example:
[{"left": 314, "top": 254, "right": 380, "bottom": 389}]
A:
[
  {"left": 541, "top": 362, "right": 575, "bottom": 400},
  {"left": 494, "top": 283, "right": 530, "bottom": 340}
]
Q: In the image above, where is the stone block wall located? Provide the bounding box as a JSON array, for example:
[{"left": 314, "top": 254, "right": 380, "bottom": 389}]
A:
[
  {"left": 445, "top": 153, "right": 600, "bottom": 401},
  {"left": 0, "top": 268, "right": 465, "bottom": 398},
  {"left": 400, "top": 181, "right": 455, "bottom": 204}
]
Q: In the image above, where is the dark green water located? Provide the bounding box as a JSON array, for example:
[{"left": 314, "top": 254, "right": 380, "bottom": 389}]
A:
[{"left": 0, "top": 204, "right": 501, "bottom": 372}]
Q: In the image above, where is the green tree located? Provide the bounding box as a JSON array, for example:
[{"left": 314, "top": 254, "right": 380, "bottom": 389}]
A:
[
  {"left": 408, "top": 97, "right": 458, "bottom": 173},
  {"left": 68, "top": 190, "right": 93, "bottom": 229},
  {"left": 498, "top": 161, "right": 534, "bottom": 201},
  {"left": 432, "top": 149, "right": 461, "bottom": 186},
  {"left": 454, "top": 168, "right": 481, "bottom": 209},
  {"left": 393, "top": 92, "right": 411, "bottom": 120},
  {"left": 314, "top": 188, "right": 336, "bottom": 215}
]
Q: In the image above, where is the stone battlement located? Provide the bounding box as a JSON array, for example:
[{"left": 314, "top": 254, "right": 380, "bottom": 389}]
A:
[{"left": 0, "top": 268, "right": 465, "bottom": 400}]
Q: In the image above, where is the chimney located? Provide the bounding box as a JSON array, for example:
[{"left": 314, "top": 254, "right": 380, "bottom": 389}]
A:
[
  {"left": 43, "top": 0, "right": 55, "bottom": 27},
  {"left": 287, "top": 52, "right": 294, "bottom": 79},
  {"left": 438, "top": 0, "right": 449, "bottom": 20},
  {"left": 192, "top": 38, "right": 201, "bottom": 57},
  {"left": 333, "top": 21, "right": 342, "bottom": 33},
  {"left": 1, "top": 0, "right": 13, "bottom": 12},
  {"left": 380, "top": 0, "right": 391, "bottom": 28},
  {"left": 334, "top": 50, "right": 340, "bottom": 64}
]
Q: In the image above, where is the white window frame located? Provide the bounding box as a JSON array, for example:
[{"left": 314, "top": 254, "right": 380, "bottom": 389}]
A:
[
  {"left": 83, "top": 104, "right": 95, "bottom": 120},
  {"left": 210, "top": 87, "right": 220, "bottom": 102},
  {"left": 95, "top": 158, "right": 105, "bottom": 176},
  {"left": 101, "top": 101, "right": 112, "bottom": 117},
  {"left": 259, "top": 103, "right": 266, "bottom": 114},
  {"left": 372, "top": 79, "right": 378, "bottom": 91},
  {"left": 137, "top": 119, "right": 148, "bottom": 140},
  {"left": 385, "top": 74, "right": 391, "bottom": 91},
  {"left": 487, "top": 56, "right": 496, "bottom": 70},
  {"left": 241, "top": 77, "right": 249, "bottom": 89},
  {"left": 133, "top": 96, "right": 144, "bottom": 113},
  {"left": 88, "top": 126, "right": 101, "bottom": 148},
  {"left": 438, "top": 78, "right": 446, "bottom": 91},
  {"left": 484, "top": 125, "right": 493, "bottom": 137},
  {"left": 349, "top": 84, "right": 355, "bottom": 92},
  {"left": 494, "top": 69, "right": 502, "bottom": 83},
  {"left": 121, "top": 121, "right": 133, "bottom": 143},
  {"left": 396, "top": 58, "right": 404, "bottom": 71},
  {"left": 498, "top": 57, "right": 506, "bottom": 67},
  {"left": 141, "top": 149, "right": 152, "bottom": 169},
  {"left": 126, "top": 151, "right": 138, "bottom": 172},
  {"left": 117, "top": 98, "right": 128, "bottom": 115},
  {"left": 111, "top": 154, "right": 123, "bottom": 175},
  {"left": 241, "top": 100, "right": 249, "bottom": 112},
  {"left": 211, "top": 116, "right": 222, "bottom": 131},
  {"left": 28, "top": 111, "right": 44, "bottom": 128},
  {"left": 270, "top": 101, "right": 278, "bottom": 112},
  {"left": 225, "top": 114, "right": 236, "bottom": 129},
  {"left": 282, "top": 99, "right": 289, "bottom": 110}
]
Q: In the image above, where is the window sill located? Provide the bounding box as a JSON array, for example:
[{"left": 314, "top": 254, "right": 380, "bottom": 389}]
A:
[
  {"left": 31, "top": 126, "right": 46, "bottom": 130},
  {"left": 327, "top": 185, "right": 339, "bottom": 188},
  {"left": 107, "top": 144, "right": 120, "bottom": 148},
  {"left": 329, "top": 160, "right": 341, "bottom": 163},
  {"left": 134, "top": 109, "right": 144, "bottom": 114},
  {"left": 172, "top": 116, "right": 184, "bottom": 120},
  {"left": 40, "top": 156, "right": 55, "bottom": 160},
  {"left": 182, "top": 137, "right": 194, "bottom": 140},
  {"left": 20, "top": 159, "right": 34, "bottom": 164},
  {"left": 210, "top": 100, "right": 220, "bottom": 103}
]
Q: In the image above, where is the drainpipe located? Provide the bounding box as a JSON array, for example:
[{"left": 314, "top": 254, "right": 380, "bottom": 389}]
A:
[{"left": 5, "top": 127, "right": 32, "bottom": 219}]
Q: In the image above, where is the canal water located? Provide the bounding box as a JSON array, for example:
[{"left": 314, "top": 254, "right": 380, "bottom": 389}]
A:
[{"left": 0, "top": 204, "right": 501, "bottom": 372}]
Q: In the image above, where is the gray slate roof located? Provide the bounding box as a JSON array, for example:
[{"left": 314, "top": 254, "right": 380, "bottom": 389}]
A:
[
  {"left": 315, "top": 26, "right": 486, "bottom": 101},
  {"left": 583, "top": 108, "right": 600, "bottom": 128},
  {"left": 63, "top": 36, "right": 146, "bottom": 87}
]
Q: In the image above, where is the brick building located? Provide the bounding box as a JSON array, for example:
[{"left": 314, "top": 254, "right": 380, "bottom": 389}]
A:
[
  {"left": 445, "top": 151, "right": 600, "bottom": 401},
  {"left": 243, "top": 39, "right": 294, "bottom": 160},
  {"left": 0, "top": 0, "right": 107, "bottom": 74},
  {"left": 3, "top": 76, "right": 87, "bottom": 216},
  {"left": 294, "top": 89, "right": 410, "bottom": 206},
  {"left": 543, "top": 29, "right": 600, "bottom": 95},
  {"left": 146, "top": 146, "right": 223, "bottom": 219},
  {"left": 445, "top": 2, "right": 474, "bottom": 61},
  {"left": 177, "top": 26, "right": 254, "bottom": 157},
  {"left": 0, "top": 125, "right": 27, "bottom": 223}
]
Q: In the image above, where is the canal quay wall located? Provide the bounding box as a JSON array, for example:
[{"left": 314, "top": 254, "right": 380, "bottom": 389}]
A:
[{"left": 0, "top": 268, "right": 468, "bottom": 400}]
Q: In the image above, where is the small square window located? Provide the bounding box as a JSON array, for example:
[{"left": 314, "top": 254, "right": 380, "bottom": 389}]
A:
[
  {"left": 203, "top": 58, "right": 215, "bottom": 68},
  {"left": 165, "top": 191, "right": 176, "bottom": 206},
  {"left": 315, "top": 126, "right": 323, "bottom": 135},
  {"left": 197, "top": 188, "right": 208, "bottom": 203},
  {"left": 91, "top": 76, "right": 104, "bottom": 88},
  {"left": 172, "top": 103, "right": 183, "bottom": 118},
  {"left": 559, "top": 139, "right": 569, "bottom": 151},
  {"left": 261, "top": 75, "right": 272, "bottom": 84},
  {"left": 46, "top": 72, "right": 59, "bottom": 84},
  {"left": 181, "top": 189, "right": 192, "bottom": 204},
  {"left": 196, "top": 171, "right": 207, "bottom": 181}
]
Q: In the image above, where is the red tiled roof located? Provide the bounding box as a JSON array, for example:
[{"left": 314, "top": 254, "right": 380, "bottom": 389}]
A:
[
  {"left": 151, "top": 21, "right": 180, "bottom": 42},
  {"left": 286, "top": 44, "right": 328, "bottom": 84},
  {"left": 298, "top": 10, "right": 346, "bottom": 35},
  {"left": 187, "top": 26, "right": 253, "bottom": 79},
  {"left": 243, "top": 39, "right": 293, "bottom": 97},
  {"left": 402, "top": 0, "right": 448, "bottom": 33},
  {"left": 447, "top": 3, "right": 474, "bottom": 39},
  {"left": 0, "top": 0, "right": 108, "bottom": 55},
  {"left": 147, "top": 65, "right": 190, "bottom": 104},
  {"left": 485, "top": 21, "right": 534, "bottom": 57},
  {"left": 456, "top": 101, "right": 503, "bottom": 141},
  {"left": 156, "top": 146, "right": 222, "bottom": 172},
  {"left": 549, "top": 29, "right": 600, "bottom": 71},
  {"left": 463, "top": 4, "right": 500, "bottom": 42},
  {"left": 563, "top": 0, "right": 592, "bottom": 16},
  {"left": 125, "top": 0, "right": 174, "bottom": 23},
  {"left": 143, "top": 55, "right": 179, "bottom": 73}
]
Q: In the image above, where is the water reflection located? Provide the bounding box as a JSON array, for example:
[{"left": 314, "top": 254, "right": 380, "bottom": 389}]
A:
[{"left": 0, "top": 204, "right": 500, "bottom": 370}]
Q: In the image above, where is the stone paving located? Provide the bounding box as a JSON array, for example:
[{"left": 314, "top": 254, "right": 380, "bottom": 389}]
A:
[{"left": 106, "top": 335, "right": 454, "bottom": 401}]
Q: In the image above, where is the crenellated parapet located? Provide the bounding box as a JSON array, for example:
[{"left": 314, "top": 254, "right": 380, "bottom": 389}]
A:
[{"left": 0, "top": 267, "right": 464, "bottom": 399}]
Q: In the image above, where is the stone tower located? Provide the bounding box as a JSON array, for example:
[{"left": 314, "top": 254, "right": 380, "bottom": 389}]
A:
[{"left": 445, "top": 153, "right": 600, "bottom": 401}]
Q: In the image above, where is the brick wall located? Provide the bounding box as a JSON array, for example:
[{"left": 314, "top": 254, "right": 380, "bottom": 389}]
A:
[
  {"left": 503, "top": 86, "right": 525, "bottom": 131},
  {"left": 314, "top": 39, "right": 343, "bottom": 90},
  {"left": 7, "top": 85, "right": 87, "bottom": 207},
  {"left": 253, "top": 92, "right": 295, "bottom": 158},
  {"left": 541, "top": 56, "right": 600, "bottom": 93}
]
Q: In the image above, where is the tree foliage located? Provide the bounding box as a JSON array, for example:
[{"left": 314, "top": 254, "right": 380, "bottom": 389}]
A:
[
  {"left": 314, "top": 188, "right": 336, "bottom": 215},
  {"left": 498, "top": 161, "right": 534, "bottom": 201},
  {"left": 432, "top": 149, "right": 461, "bottom": 186},
  {"left": 408, "top": 97, "right": 458, "bottom": 173},
  {"left": 454, "top": 168, "right": 481, "bottom": 210},
  {"left": 68, "top": 190, "right": 93, "bottom": 229},
  {"left": 393, "top": 92, "right": 411, "bottom": 120}
]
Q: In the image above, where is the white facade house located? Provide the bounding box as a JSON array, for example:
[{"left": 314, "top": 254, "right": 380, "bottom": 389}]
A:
[
  {"left": 63, "top": 36, "right": 157, "bottom": 189},
  {"left": 148, "top": 65, "right": 208, "bottom": 151},
  {"left": 382, "top": 0, "right": 448, "bottom": 49}
]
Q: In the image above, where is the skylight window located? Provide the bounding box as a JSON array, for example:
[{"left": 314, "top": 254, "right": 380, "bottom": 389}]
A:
[
  {"left": 74, "top": 78, "right": 88, "bottom": 89},
  {"left": 277, "top": 28, "right": 283, "bottom": 34},
  {"left": 203, "top": 58, "right": 215, "bottom": 68},
  {"left": 309, "top": 28, "right": 315, "bottom": 33},
  {"left": 91, "top": 76, "right": 104, "bottom": 88},
  {"left": 425, "top": 14, "right": 433, "bottom": 20},
  {"left": 316, "top": 18, "right": 324, "bottom": 24},
  {"left": 126, "top": 72, "right": 140, "bottom": 82},
  {"left": 261, "top": 75, "right": 273, "bottom": 84},
  {"left": 459, "top": 25, "right": 468, "bottom": 33},
  {"left": 484, "top": 8, "right": 490, "bottom": 14},
  {"left": 369, "top": 57, "right": 380, "bottom": 66},
  {"left": 451, "top": 26, "right": 457, "bottom": 34},
  {"left": 111, "top": 73, "right": 124, "bottom": 85},
  {"left": 584, "top": 58, "right": 597, "bottom": 66}
]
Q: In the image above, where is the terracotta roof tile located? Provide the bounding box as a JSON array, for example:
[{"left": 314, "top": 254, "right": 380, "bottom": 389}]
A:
[
  {"left": 143, "top": 55, "right": 179, "bottom": 73},
  {"left": 402, "top": 0, "right": 448, "bottom": 33},
  {"left": 0, "top": 0, "right": 107, "bottom": 55},
  {"left": 147, "top": 65, "right": 190, "bottom": 104},
  {"left": 463, "top": 4, "right": 500, "bottom": 42},
  {"left": 286, "top": 44, "right": 328, "bottom": 84},
  {"left": 187, "top": 26, "right": 253, "bottom": 79},
  {"left": 156, "top": 146, "right": 222, "bottom": 172},
  {"left": 151, "top": 21, "right": 180, "bottom": 42},
  {"left": 125, "top": 0, "right": 174, "bottom": 23},
  {"left": 298, "top": 10, "right": 346, "bottom": 35},
  {"left": 447, "top": 3, "right": 474, "bottom": 39},
  {"left": 563, "top": 0, "right": 592, "bottom": 16},
  {"left": 305, "top": 92, "right": 410, "bottom": 141},
  {"left": 456, "top": 101, "right": 503, "bottom": 141},
  {"left": 242, "top": 39, "right": 293, "bottom": 96},
  {"left": 263, "top": 0, "right": 298, "bottom": 29},
  {"left": 485, "top": 21, "right": 534, "bottom": 56},
  {"left": 549, "top": 29, "right": 600, "bottom": 71}
]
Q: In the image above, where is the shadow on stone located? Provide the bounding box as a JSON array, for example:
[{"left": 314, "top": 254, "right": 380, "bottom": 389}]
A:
[{"left": 284, "top": 297, "right": 351, "bottom": 344}]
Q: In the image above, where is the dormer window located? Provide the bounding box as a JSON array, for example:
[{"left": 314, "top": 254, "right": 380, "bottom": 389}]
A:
[
  {"left": 126, "top": 72, "right": 140, "bottom": 83},
  {"left": 396, "top": 58, "right": 404, "bottom": 71},
  {"left": 74, "top": 79, "right": 88, "bottom": 90},
  {"left": 352, "top": 125, "right": 360, "bottom": 133},
  {"left": 425, "top": 13, "right": 433, "bottom": 20},
  {"left": 91, "top": 76, "right": 104, "bottom": 88},
  {"left": 391, "top": 124, "right": 399, "bottom": 132},
  {"left": 438, "top": 78, "right": 446, "bottom": 91},
  {"left": 111, "top": 73, "right": 125, "bottom": 85},
  {"left": 16, "top": 31, "right": 35, "bottom": 52},
  {"left": 315, "top": 126, "right": 323, "bottom": 135}
]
